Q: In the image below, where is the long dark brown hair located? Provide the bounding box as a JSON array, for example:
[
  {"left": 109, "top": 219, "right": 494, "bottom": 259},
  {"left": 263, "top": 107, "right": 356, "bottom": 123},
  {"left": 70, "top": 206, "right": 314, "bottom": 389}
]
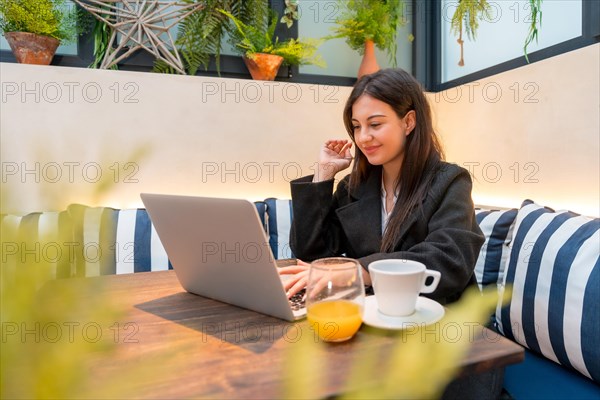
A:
[{"left": 343, "top": 68, "right": 445, "bottom": 252}]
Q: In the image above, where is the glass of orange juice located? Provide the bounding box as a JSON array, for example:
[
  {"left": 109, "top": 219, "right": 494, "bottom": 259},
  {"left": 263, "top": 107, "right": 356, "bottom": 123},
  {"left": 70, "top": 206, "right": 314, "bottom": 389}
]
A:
[{"left": 306, "top": 257, "right": 365, "bottom": 342}]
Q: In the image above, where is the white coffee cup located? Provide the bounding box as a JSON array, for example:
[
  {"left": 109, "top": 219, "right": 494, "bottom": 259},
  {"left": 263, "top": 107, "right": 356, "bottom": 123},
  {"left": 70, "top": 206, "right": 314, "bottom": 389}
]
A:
[{"left": 368, "top": 259, "right": 441, "bottom": 317}]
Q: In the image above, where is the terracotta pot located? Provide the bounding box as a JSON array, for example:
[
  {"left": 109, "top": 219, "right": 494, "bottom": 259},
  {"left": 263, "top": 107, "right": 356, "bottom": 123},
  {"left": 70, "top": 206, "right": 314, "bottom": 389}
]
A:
[
  {"left": 242, "top": 53, "right": 284, "bottom": 81},
  {"left": 357, "top": 39, "right": 380, "bottom": 78},
  {"left": 4, "top": 32, "right": 60, "bottom": 65}
]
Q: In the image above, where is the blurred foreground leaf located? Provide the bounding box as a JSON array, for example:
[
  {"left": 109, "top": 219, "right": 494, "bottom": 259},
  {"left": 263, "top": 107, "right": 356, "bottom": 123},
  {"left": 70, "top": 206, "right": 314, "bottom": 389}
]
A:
[
  {"left": 0, "top": 144, "right": 182, "bottom": 399},
  {"left": 284, "top": 286, "right": 511, "bottom": 399}
]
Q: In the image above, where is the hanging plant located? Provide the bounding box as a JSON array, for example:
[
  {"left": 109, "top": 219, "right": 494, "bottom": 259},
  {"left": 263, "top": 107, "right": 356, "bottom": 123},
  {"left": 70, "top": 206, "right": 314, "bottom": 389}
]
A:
[
  {"left": 523, "top": 0, "right": 543, "bottom": 63},
  {"left": 451, "top": 0, "right": 543, "bottom": 66},
  {"left": 450, "top": 0, "right": 492, "bottom": 67}
]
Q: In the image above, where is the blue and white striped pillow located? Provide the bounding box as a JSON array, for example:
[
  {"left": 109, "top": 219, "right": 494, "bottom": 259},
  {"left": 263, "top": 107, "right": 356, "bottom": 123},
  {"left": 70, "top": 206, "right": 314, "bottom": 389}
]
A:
[
  {"left": 496, "top": 200, "right": 599, "bottom": 382},
  {"left": 68, "top": 204, "right": 171, "bottom": 276},
  {"left": 114, "top": 208, "right": 171, "bottom": 274},
  {"left": 1, "top": 211, "right": 73, "bottom": 282},
  {"left": 264, "top": 198, "right": 294, "bottom": 260},
  {"left": 4, "top": 201, "right": 270, "bottom": 279},
  {"left": 71, "top": 202, "right": 270, "bottom": 275},
  {"left": 68, "top": 204, "right": 119, "bottom": 277},
  {"left": 254, "top": 201, "right": 268, "bottom": 233},
  {"left": 474, "top": 208, "right": 518, "bottom": 290}
]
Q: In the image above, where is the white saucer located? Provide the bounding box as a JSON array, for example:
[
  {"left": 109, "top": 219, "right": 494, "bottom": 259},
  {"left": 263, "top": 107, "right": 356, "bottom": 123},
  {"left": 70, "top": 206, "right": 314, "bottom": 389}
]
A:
[{"left": 362, "top": 296, "right": 445, "bottom": 330}]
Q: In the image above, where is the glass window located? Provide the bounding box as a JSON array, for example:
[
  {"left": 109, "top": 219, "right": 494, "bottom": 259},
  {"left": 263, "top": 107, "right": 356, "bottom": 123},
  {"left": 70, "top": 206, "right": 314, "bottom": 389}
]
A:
[
  {"left": 440, "top": 0, "right": 582, "bottom": 83},
  {"left": 2, "top": 0, "right": 594, "bottom": 86},
  {"left": 111, "top": 1, "right": 244, "bottom": 56},
  {"left": 297, "top": 1, "right": 413, "bottom": 77}
]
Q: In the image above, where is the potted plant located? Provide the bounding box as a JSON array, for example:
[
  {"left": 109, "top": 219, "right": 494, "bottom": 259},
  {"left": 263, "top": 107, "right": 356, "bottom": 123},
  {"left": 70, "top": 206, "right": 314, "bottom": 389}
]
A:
[
  {"left": 159, "top": 0, "right": 257, "bottom": 75},
  {"left": 154, "top": 0, "right": 273, "bottom": 76},
  {"left": 0, "top": 0, "right": 84, "bottom": 65},
  {"left": 326, "top": 0, "right": 408, "bottom": 78},
  {"left": 219, "top": 8, "right": 324, "bottom": 81}
]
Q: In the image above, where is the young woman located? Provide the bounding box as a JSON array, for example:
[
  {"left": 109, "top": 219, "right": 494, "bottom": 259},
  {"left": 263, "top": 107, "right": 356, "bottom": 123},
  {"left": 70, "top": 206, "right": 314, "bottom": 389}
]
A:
[{"left": 280, "top": 68, "right": 484, "bottom": 305}]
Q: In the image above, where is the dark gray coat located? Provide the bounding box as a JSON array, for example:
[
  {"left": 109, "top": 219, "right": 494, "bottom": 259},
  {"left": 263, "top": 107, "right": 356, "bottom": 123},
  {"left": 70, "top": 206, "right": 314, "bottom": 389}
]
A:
[{"left": 289, "top": 162, "right": 484, "bottom": 304}]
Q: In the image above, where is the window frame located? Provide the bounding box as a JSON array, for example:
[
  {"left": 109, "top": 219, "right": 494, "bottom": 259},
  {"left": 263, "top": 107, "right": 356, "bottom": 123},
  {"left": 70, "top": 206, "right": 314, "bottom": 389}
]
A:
[
  {"left": 425, "top": 0, "right": 600, "bottom": 92},
  {"left": 1, "top": 0, "right": 598, "bottom": 90}
]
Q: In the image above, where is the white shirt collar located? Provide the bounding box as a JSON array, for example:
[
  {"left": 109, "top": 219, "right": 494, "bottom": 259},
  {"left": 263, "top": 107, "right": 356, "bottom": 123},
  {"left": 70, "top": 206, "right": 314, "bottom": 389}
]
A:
[{"left": 381, "top": 177, "right": 399, "bottom": 234}]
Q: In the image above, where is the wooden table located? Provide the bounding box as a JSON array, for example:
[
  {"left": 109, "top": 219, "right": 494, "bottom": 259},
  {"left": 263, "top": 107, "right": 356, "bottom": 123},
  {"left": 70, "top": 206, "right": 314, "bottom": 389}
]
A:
[{"left": 57, "top": 268, "right": 524, "bottom": 399}]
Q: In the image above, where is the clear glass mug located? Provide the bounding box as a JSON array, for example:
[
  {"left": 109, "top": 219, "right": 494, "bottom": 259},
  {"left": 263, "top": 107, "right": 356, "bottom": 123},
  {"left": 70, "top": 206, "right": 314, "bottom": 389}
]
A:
[{"left": 306, "top": 257, "right": 365, "bottom": 342}]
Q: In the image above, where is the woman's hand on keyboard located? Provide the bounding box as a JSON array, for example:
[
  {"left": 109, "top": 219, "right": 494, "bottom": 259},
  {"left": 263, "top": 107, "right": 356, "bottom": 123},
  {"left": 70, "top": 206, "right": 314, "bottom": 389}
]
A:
[{"left": 278, "top": 259, "right": 311, "bottom": 298}]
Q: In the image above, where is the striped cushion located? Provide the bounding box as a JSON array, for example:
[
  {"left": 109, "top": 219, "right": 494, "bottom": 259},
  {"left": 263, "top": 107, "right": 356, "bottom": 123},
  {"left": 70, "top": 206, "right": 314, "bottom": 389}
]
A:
[
  {"left": 254, "top": 201, "right": 268, "bottom": 233},
  {"left": 474, "top": 208, "right": 518, "bottom": 290},
  {"left": 1, "top": 214, "right": 18, "bottom": 293},
  {"left": 68, "top": 202, "right": 269, "bottom": 276},
  {"left": 1, "top": 211, "right": 73, "bottom": 283},
  {"left": 264, "top": 198, "right": 294, "bottom": 260},
  {"left": 496, "top": 200, "right": 600, "bottom": 382},
  {"left": 114, "top": 208, "right": 171, "bottom": 274},
  {"left": 68, "top": 204, "right": 119, "bottom": 277},
  {"left": 1, "top": 214, "right": 23, "bottom": 287},
  {"left": 113, "top": 202, "right": 268, "bottom": 271},
  {"left": 67, "top": 204, "right": 171, "bottom": 276}
]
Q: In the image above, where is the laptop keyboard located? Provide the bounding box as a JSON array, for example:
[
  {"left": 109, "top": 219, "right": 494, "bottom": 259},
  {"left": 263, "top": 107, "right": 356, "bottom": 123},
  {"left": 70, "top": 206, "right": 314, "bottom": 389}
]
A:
[{"left": 289, "top": 289, "right": 306, "bottom": 311}]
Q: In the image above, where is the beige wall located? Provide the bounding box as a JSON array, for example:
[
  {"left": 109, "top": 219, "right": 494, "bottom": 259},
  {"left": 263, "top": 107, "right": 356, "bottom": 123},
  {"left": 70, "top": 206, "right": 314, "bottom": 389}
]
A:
[
  {"left": 429, "top": 44, "right": 599, "bottom": 216},
  {"left": 1, "top": 43, "right": 599, "bottom": 216},
  {"left": 0, "top": 63, "right": 352, "bottom": 213}
]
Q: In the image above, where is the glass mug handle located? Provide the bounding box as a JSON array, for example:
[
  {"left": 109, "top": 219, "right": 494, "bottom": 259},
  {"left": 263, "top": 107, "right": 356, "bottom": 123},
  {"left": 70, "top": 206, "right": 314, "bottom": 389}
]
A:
[{"left": 420, "top": 270, "right": 441, "bottom": 294}]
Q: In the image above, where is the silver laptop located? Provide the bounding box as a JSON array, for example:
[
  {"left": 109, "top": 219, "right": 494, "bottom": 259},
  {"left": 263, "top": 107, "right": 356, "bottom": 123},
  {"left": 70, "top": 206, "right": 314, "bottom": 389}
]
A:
[{"left": 140, "top": 193, "right": 306, "bottom": 321}]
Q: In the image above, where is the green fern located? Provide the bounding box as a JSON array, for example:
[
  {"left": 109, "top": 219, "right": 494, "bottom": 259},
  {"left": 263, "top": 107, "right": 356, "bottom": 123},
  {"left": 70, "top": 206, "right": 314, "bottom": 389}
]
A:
[
  {"left": 152, "top": 58, "right": 178, "bottom": 75},
  {"left": 161, "top": 0, "right": 268, "bottom": 76},
  {"left": 272, "top": 38, "right": 325, "bottom": 67},
  {"left": 220, "top": 9, "right": 272, "bottom": 54},
  {"left": 237, "top": 0, "right": 269, "bottom": 33},
  {"left": 172, "top": 0, "right": 226, "bottom": 75}
]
